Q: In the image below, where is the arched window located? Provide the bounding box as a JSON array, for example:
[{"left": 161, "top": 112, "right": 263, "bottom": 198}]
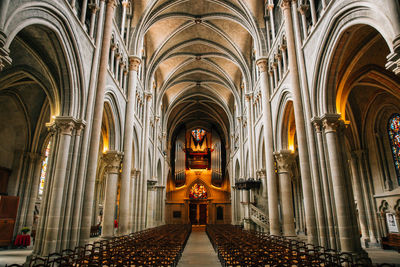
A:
[
  {"left": 189, "top": 183, "right": 207, "bottom": 199},
  {"left": 388, "top": 113, "right": 400, "bottom": 185},
  {"left": 38, "top": 141, "right": 51, "bottom": 196}
]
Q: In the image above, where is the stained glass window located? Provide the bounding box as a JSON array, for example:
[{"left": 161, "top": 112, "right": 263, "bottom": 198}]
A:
[
  {"left": 189, "top": 183, "right": 207, "bottom": 199},
  {"left": 38, "top": 141, "right": 51, "bottom": 196},
  {"left": 191, "top": 129, "right": 206, "bottom": 143},
  {"left": 388, "top": 114, "right": 400, "bottom": 185}
]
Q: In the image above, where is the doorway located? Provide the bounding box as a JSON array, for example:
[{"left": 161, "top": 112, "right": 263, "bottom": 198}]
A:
[{"left": 189, "top": 203, "right": 207, "bottom": 225}]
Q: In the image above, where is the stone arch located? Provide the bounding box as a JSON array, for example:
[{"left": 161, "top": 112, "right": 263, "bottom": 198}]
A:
[
  {"left": 3, "top": 2, "right": 85, "bottom": 118},
  {"left": 104, "top": 91, "right": 123, "bottom": 151},
  {"left": 275, "top": 90, "right": 295, "bottom": 151},
  {"left": 312, "top": 1, "right": 397, "bottom": 116}
]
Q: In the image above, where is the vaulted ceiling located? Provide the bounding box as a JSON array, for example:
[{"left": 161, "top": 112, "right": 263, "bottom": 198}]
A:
[{"left": 130, "top": 0, "right": 265, "bottom": 146}]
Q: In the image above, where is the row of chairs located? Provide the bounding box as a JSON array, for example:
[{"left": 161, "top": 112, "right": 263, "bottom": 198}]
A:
[
  {"left": 206, "top": 224, "right": 385, "bottom": 267},
  {"left": 8, "top": 224, "right": 191, "bottom": 267}
]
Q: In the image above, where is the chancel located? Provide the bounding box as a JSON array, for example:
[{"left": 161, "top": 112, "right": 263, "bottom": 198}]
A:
[{"left": 0, "top": 0, "right": 400, "bottom": 266}]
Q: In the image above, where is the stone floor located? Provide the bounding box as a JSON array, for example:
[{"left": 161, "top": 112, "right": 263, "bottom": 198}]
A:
[
  {"left": 178, "top": 231, "right": 221, "bottom": 267},
  {"left": 1, "top": 238, "right": 400, "bottom": 266}
]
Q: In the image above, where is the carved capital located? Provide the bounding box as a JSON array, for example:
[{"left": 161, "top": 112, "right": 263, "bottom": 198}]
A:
[
  {"left": 106, "top": 0, "right": 117, "bottom": 9},
  {"left": 274, "top": 150, "right": 295, "bottom": 173},
  {"left": 102, "top": 150, "right": 123, "bottom": 174},
  {"left": 89, "top": 3, "right": 100, "bottom": 13},
  {"left": 47, "top": 116, "right": 78, "bottom": 136},
  {"left": 75, "top": 119, "right": 86, "bottom": 136},
  {"left": 129, "top": 56, "right": 141, "bottom": 71},
  {"left": 144, "top": 92, "right": 153, "bottom": 101},
  {"left": 298, "top": 4, "right": 309, "bottom": 15},
  {"left": 256, "top": 58, "right": 268, "bottom": 72},
  {"left": 321, "top": 114, "right": 341, "bottom": 133},
  {"left": 280, "top": 0, "right": 292, "bottom": 10},
  {"left": 267, "top": 4, "right": 274, "bottom": 11},
  {"left": 311, "top": 117, "right": 322, "bottom": 133}
]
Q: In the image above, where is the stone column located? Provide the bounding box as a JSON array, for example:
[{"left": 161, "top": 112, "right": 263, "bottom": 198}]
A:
[
  {"left": 80, "top": 0, "right": 88, "bottom": 25},
  {"left": 275, "top": 150, "right": 296, "bottom": 236},
  {"left": 258, "top": 169, "right": 267, "bottom": 199},
  {"left": 313, "top": 119, "right": 336, "bottom": 249},
  {"left": 245, "top": 93, "right": 256, "bottom": 178},
  {"left": 88, "top": 3, "right": 99, "bottom": 38},
  {"left": 242, "top": 189, "right": 251, "bottom": 230},
  {"left": 146, "top": 180, "right": 157, "bottom": 228},
  {"left": 80, "top": 0, "right": 117, "bottom": 245},
  {"left": 272, "top": 62, "right": 278, "bottom": 87},
  {"left": 357, "top": 150, "right": 379, "bottom": 244},
  {"left": 281, "top": 0, "right": 318, "bottom": 244},
  {"left": 128, "top": 169, "right": 136, "bottom": 232},
  {"left": 256, "top": 58, "right": 279, "bottom": 236},
  {"left": 120, "top": 0, "right": 128, "bottom": 36},
  {"left": 61, "top": 121, "right": 85, "bottom": 250},
  {"left": 309, "top": 0, "right": 317, "bottom": 25},
  {"left": 25, "top": 154, "right": 44, "bottom": 229},
  {"left": 101, "top": 151, "right": 123, "bottom": 238},
  {"left": 298, "top": 4, "right": 309, "bottom": 38},
  {"left": 119, "top": 56, "right": 141, "bottom": 235},
  {"left": 42, "top": 117, "right": 77, "bottom": 255},
  {"left": 138, "top": 92, "right": 152, "bottom": 230},
  {"left": 70, "top": 0, "right": 105, "bottom": 249},
  {"left": 350, "top": 152, "right": 369, "bottom": 247},
  {"left": 280, "top": 45, "right": 287, "bottom": 72},
  {"left": 267, "top": 3, "right": 276, "bottom": 40},
  {"left": 264, "top": 15, "right": 271, "bottom": 50},
  {"left": 322, "top": 114, "right": 360, "bottom": 252}
]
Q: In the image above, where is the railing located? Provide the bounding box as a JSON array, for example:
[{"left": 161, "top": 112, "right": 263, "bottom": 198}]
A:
[{"left": 249, "top": 204, "right": 269, "bottom": 230}]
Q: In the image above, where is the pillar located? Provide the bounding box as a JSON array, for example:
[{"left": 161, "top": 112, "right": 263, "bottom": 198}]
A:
[
  {"left": 80, "top": 0, "right": 88, "bottom": 25},
  {"left": 322, "top": 114, "right": 361, "bottom": 253},
  {"left": 101, "top": 150, "right": 123, "bottom": 238},
  {"left": 313, "top": 119, "right": 337, "bottom": 249},
  {"left": 357, "top": 150, "right": 379, "bottom": 244},
  {"left": 119, "top": 56, "right": 141, "bottom": 235},
  {"left": 245, "top": 93, "right": 256, "bottom": 178},
  {"left": 70, "top": 0, "right": 105, "bottom": 248},
  {"left": 128, "top": 169, "right": 137, "bottom": 232},
  {"left": 256, "top": 58, "right": 279, "bottom": 236},
  {"left": 88, "top": 3, "right": 99, "bottom": 38},
  {"left": 274, "top": 150, "right": 296, "bottom": 236},
  {"left": 42, "top": 117, "right": 77, "bottom": 255},
  {"left": 350, "top": 152, "right": 369, "bottom": 247},
  {"left": 80, "top": 0, "right": 117, "bottom": 245},
  {"left": 281, "top": 0, "right": 318, "bottom": 244}
]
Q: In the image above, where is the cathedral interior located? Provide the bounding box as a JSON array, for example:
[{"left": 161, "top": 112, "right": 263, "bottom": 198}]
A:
[{"left": 0, "top": 0, "right": 400, "bottom": 265}]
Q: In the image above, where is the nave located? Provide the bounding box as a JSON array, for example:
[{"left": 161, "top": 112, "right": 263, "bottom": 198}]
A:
[{"left": 2, "top": 225, "right": 400, "bottom": 266}]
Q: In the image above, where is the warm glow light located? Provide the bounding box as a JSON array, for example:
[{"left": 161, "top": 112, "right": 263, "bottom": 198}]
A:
[{"left": 289, "top": 145, "right": 294, "bottom": 152}]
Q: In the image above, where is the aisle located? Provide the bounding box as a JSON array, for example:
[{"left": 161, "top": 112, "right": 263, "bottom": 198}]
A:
[{"left": 178, "top": 230, "right": 221, "bottom": 267}]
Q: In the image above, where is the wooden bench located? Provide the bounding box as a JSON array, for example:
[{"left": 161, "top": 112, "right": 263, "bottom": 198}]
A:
[{"left": 382, "top": 233, "right": 400, "bottom": 252}]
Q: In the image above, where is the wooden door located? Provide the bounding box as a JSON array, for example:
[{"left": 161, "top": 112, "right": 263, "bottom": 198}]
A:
[
  {"left": 199, "top": 204, "right": 207, "bottom": 225},
  {"left": 189, "top": 204, "right": 197, "bottom": 224}
]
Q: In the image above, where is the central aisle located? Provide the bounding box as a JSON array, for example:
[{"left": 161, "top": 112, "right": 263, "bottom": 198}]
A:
[{"left": 178, "top": 230, "right": 221, "bottom": 267}]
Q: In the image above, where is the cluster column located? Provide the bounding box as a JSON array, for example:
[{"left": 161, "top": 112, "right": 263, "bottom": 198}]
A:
[
  {"left": 119, "top": 56, "right": 141, "bottom": 235},
  {"left": 274, "top": 150, "right": 296, "bottom": 236},
  {"left": 322, "top": 114, "right": 361, "bottom": 252},
  {"left": 281, "top": 0, "right": 317, "bottom": 244},
  {"left": 256, "top": 58, "right": 279, "bottom": 235},
  {"left": 101, "top": 150, "right": 123, "bottom": 238},
  {"left": 42, "top": 117, "right": 77, "bottom": 255},
  {"left": 80, "top": 0, "right": 117, "bottom": 244}
]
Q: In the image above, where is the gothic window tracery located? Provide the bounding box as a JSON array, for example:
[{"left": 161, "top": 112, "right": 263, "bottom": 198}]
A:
[{"left": 388, "top": 113, "right": 400, "bottom": 185}]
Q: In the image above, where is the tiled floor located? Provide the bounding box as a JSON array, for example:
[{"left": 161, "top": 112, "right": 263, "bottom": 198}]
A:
[
  {"left": 366, "top": 247, "right": 400, "bottom": 266},
  {"left": 178, "top": 231, "right": 221, "bottom": 267}
]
